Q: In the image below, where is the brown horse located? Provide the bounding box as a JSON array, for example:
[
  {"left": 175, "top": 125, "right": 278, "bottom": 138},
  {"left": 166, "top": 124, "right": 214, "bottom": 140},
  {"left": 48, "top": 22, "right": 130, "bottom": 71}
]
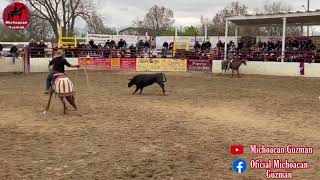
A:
[
  {"left": 43, "top": 73, "right": 79, "bottom": 115},
  {"left": 229, "top": 59, "right": 247, "bottom": 77}
]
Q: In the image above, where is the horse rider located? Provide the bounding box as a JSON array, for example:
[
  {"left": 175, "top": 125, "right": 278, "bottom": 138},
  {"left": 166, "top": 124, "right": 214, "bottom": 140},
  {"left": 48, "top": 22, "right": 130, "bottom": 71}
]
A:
[{"left": 45, "top": 49, "right": 80, "bottom": 94}]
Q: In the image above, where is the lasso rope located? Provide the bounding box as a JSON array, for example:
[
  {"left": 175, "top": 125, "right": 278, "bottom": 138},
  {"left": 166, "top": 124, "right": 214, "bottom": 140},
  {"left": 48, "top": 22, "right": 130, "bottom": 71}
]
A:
[{"left": 81, "top": 67, "right": 98, "bottom": 116}]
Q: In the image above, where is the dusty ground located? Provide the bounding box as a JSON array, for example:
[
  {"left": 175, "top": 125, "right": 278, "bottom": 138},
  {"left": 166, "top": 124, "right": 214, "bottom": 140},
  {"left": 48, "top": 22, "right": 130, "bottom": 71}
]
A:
[{"left": 0, "top": 71, "right": 319, "bottom": 180}]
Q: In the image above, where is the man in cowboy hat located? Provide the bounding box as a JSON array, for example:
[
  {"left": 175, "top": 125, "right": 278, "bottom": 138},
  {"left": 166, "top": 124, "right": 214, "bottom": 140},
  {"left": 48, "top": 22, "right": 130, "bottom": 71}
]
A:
[{"left": 45, "top": 49, "right": 80, "bottom": 94}]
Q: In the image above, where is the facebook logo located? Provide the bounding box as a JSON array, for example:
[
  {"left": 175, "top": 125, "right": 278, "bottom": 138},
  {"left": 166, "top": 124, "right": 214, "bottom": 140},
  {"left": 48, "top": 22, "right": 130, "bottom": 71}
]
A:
[{"left": 232, "top": 159, "right": 247, "bottom": 174}]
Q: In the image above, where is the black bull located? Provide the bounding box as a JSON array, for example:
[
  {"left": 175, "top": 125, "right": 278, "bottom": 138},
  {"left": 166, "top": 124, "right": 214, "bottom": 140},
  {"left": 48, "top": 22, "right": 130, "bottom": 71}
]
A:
[{"left": 128, "top": 73, "right": 167, "bottom": 95}]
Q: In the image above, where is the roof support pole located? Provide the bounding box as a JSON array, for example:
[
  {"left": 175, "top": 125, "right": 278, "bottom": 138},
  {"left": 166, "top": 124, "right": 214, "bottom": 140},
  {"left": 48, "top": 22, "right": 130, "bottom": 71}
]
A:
[
  {"left": 235, "top": 26, "right": 238, "bottom": 49},
  {"left": 224, "top": 20, "right": 229, "bottom": 60},
  {"left": 307, "top": 0, "right": 310, "bottom": 36},
  {"left": 204, "top": 25, "right": 208, "bottom": 41},
  {"left": 281, "top": 17, "right": 287, "bottom": 62}
]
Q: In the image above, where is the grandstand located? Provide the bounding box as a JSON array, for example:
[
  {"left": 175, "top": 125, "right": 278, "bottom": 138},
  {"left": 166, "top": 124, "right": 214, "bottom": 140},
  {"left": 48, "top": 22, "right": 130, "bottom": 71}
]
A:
[{"left": 225, "top": 10, "right": 320, "bottom": 61}]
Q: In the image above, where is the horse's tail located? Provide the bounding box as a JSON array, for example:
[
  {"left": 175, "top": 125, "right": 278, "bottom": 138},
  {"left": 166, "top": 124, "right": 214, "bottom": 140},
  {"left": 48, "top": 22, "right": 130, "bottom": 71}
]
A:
[{"left": 161, "top": 73, "right": 167, "bottom": 83}]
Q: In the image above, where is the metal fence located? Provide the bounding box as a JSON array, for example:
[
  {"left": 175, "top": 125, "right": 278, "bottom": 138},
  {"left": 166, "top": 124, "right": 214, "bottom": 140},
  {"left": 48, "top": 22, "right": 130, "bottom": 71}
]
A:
[{"left": 22, "top": 47, "right": 320, "bottom": 63}]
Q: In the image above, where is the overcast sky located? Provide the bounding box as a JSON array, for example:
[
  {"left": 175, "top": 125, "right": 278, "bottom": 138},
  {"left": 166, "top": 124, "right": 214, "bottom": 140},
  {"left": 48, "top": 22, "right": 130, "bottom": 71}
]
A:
[{"left": 1, "top": 0, "right": 319, "bottom": 30}]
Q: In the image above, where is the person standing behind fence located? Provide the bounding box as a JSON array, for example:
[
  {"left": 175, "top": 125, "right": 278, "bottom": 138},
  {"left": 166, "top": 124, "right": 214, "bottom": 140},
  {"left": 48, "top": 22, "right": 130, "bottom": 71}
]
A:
[
  {"left": 38, "top": 40, "right": 47, "bottom": 57},
  {"left": 0, "top": 44, "right": 2, "bottom": 56},
  {"left": 144, "top": 40, "right": 150, "bottom": 53},
  {"left": 10, "top": 45, "right": 18, "bottom": 64},
  {"left": 163, "top": 41, "right": 169, "bottom": 50}
]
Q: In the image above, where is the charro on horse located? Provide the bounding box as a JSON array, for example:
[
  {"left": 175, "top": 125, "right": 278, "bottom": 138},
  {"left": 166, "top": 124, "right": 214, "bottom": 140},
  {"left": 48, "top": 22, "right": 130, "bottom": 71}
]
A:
[
  {"left": 229, "top": 59, "right": 247, "bottom": 77},
  {"left": 43, "top": 49, "right": 81, "bottom": 115}
]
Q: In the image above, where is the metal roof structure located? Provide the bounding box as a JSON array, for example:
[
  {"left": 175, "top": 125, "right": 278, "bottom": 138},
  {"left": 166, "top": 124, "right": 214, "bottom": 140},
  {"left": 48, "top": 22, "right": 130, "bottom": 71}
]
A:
[
  {"left": 224, "top": 11, "right": 320, "bottom": 62},
  {"left": 226, "top": 10, "right": 320, "bottom": 26}
]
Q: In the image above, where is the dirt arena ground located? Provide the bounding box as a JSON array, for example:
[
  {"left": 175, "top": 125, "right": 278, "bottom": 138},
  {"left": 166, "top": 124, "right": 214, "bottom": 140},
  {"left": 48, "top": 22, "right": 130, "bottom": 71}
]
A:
[{"left": 0, "top": 71, "right": 319, "bottom": 180}]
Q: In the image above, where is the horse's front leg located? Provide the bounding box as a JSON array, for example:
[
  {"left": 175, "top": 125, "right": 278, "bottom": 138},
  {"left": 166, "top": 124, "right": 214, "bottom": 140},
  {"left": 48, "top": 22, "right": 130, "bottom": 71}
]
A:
[
  {"left": 60, "top": 97, "right": 66, "bottom": 114},
  {"left": 237, "top": 70, "right": 240, "bottom": 78},
  {"left": 43, "top": 91, "right": 54, "bottom": 114}
]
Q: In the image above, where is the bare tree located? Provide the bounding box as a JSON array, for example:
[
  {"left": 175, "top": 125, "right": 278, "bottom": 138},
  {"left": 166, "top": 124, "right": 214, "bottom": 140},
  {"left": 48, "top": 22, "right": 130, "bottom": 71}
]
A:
[
  {"left": 28, "top": 0, "right": 97, "bottom": 41},
  {"left": 133, "top": 5, "right": 175, "bottom": 36},
  {"left": 207, "top": 1, "right": 251, "bottom": 36},
  {"left": 200, "top": 15, "right": 210, "bottom": 35},
  {"left": 258, "top": 0, "right": 300, "bottom": 36},
  {"left": 84, "top": 13, "right": 116, "bottom": 34},
  {"left": 27, "top": 12, "right": 54, "bottom": 41}
]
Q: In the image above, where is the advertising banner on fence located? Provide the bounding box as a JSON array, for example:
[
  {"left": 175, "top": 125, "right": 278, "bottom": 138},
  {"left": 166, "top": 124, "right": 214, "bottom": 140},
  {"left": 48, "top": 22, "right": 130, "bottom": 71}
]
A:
[
  {"left": 79, "top": 58, "right": 111, "bottom": 70},
  {"left": 120, "top": 58, "right": 136, "bottom": 71},
  {"left": 137, "top": 58, "right": 187, "bottom": 72},
  {"left": 95, "top": 58, "right": 111, "bottom": 70},
  {"left": 111, "top": 58, "right": 120, "bottom": 70},
  {"left": 160, "top": 59, "right": 187, "bottom": 72},
  {"left": 187, "top": 59, "right": 212, "bottom": 72},
  {"left": 136, "top": 58, "right": 162, "bottom": 71}
]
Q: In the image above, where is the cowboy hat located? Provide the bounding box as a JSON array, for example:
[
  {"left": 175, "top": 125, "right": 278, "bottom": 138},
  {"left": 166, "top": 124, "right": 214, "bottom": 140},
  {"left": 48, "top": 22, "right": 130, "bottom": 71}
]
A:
[{"left": 53, "top": 49, "right": 64, "bottom": 58}]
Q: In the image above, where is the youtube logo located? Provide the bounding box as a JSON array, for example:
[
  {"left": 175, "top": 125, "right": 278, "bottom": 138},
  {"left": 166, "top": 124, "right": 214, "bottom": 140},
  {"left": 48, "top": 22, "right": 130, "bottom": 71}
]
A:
[{"left": 231, "top": 145, "right": 244, "bottom": 155}]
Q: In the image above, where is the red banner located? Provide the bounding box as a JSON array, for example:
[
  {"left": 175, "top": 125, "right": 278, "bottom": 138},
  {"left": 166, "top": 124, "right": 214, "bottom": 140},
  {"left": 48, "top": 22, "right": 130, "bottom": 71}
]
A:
[
  {"left": 95, "top": 58, "right": 111, "bottom": 70},
  {"left": 120, "top": 58, "right": 136, "bottom": 71},
  {"left": 187, "top": 59, "right": 212, "bottom": 72},
  {"left": 79, "top": 58, "right": 111, "bottom": 70}
]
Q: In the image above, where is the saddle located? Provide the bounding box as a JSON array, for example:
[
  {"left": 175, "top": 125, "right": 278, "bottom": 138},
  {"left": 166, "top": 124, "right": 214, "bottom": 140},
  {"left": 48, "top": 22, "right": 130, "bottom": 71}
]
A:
[{"left": 52, "top": 73, "right": 75, "bottom": 97}]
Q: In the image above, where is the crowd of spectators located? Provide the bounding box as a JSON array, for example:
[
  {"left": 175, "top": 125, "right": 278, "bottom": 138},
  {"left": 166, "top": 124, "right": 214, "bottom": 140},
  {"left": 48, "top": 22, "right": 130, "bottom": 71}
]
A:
[
  {"left": 29, "top": 39, "right": 48, "bottom": 57},
  {"left": 23, "top": 36, "right": 319, "bottom": 61},
  {"left": 66, "top": 39, "right": 156, "bottom": 58},
  {"left": 214, "top": 39, "right": 316, "bottom": 52}
]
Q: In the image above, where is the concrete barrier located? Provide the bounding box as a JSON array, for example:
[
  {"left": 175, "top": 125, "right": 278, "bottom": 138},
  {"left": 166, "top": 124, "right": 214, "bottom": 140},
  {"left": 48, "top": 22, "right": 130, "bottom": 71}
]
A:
[
  {"left": 213, "top": 60, "right": 303, "bottom": 77},
  {"left": 304, "top": 63, "right": 320, "bottom": 77},
  {"left": 0, "top": 57, "right": 23, "bottom": 72},
  {"left": 4, "top": 57, "right": 319, "bottom": 77},
  {"left": 30, "top": 58, "right": 79, "bottom": 72}
]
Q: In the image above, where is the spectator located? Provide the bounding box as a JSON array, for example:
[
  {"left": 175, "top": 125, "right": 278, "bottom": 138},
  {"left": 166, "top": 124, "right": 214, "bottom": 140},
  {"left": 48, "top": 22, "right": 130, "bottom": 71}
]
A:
[
  {"left": 201, "top": 42, "right": 206, "bottom": 50},
  {"left": 29, "top": 39, "right": 38, "bottom": 57},
  {"left": 118, "top": 39, "right": 125, "bottom": 49},
  {"left": 137, "top": 39, "right": 144, "bottom": 50},
  {"left": 104, "top": 40, "right": 111, "bottom": 49},
  {"left": 217, "top": 40, "right": 224, "bottom": 49},
  {"left": 194, "top": 41, "right": 201, "bottom": 50},
  {"left": 0, "top": 43, "right": 2, "bottom": 56},
  {"left": 144, "top": 40, "right": 150, "bottom": 50},
  {"left": 169, "top": 42, "right": 174, "bottom": 51},
  {"left": 110, "top": 40, "right": 116, "bottom": 49},
  {"left": 129, "top": 44, "right": 136, "bottom": 57},
  {"left": 89, "top": 39, "right": 98, "bottom": 49},
  {"left": 10, "top": 45, "right": 18, "bottom": 64},
  {"left": 206, "top": 41, "right": 212, "bottom": 50},
  {"left": 151, "top": 38, "right": 156, "bottom": 49},
  {"left": 123, "top": 40, "right": 127, "bottom": 49},
  {"left": 163, "top": 41, "right": 169, "bottom": 50},
  {"left": 38, "top": 40, "right": 47, "bottom": 57}
]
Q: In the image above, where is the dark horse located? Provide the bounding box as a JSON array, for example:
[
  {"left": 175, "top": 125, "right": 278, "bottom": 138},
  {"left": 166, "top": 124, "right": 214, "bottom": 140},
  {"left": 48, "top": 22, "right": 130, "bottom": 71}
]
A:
[
  {"left": 221, "top": 59, "right": 231, "bottom": 73},
  {"left": 229, "top": 59, "right": 247, "bottom": 77},
  {"left": 8, "top": 5, "right": 25, "bottom": 21},
  {"left": 43, "top": 73, "right": 79, "bottom": 115}
]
